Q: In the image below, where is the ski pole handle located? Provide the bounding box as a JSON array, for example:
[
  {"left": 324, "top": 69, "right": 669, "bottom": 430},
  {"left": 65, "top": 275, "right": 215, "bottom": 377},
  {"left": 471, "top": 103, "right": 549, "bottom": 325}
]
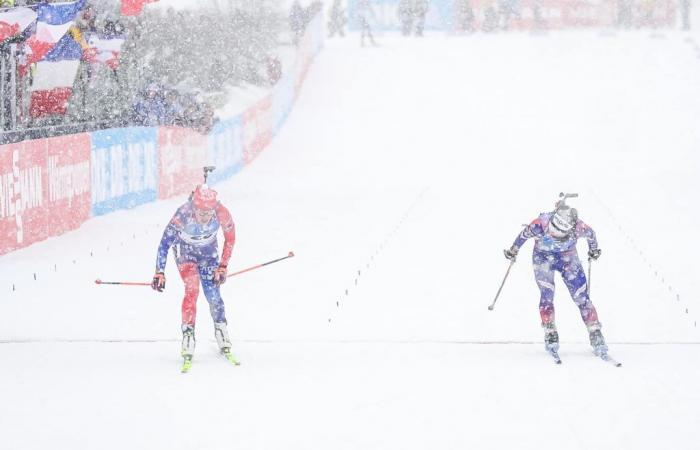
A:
[
  {"left": 226, "top": 251, "right": 295, "bottom": 278},
  {"left": 488, "top": 259, "right": 516, "bottom": 311},
  {"left": 95, "top": 279, "right": 151, "bottom": 286}
]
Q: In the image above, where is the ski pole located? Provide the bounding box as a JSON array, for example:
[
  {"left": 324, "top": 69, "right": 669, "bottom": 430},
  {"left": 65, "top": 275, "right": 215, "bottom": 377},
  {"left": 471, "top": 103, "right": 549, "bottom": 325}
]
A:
[
  {"left": 488, "top": 259, "right": 516, "bottom": 311},
  {"left": 94, "top": 251, "right": 296, "bottom": 286},
  {"left": 587, "top": 257, "right": 592, "bottom": 298},
  {"left": 94, "top": 279, "right": 150, "bottom": 286},
  {"left": 226, "top": 251, "right": 295, "bottom": 278}
]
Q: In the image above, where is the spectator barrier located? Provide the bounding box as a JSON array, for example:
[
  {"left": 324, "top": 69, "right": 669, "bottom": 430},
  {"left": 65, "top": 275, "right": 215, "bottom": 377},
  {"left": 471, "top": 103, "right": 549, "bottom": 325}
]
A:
[{"left": 0, "top": 11, "right": 324, "bottom": 256}]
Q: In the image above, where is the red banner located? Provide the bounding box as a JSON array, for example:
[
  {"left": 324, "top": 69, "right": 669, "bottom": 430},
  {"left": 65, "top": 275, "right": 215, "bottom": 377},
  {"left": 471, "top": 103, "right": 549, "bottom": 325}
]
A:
[
  {"left": 0, "top": 134, "right": 91, "bottom": 255},
  {"left": 44, "top": 134, "right": 92, "bottom": 237},
  {"left": 242, "top": 95, "right": 273, "bottom": 165},
  {"left": 157, "top": 127, "right": 207, "bottom": 199}
]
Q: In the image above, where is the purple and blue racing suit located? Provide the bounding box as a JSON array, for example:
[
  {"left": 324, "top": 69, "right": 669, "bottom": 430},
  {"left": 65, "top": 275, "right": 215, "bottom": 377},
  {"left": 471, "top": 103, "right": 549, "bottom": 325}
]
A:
[{"left": 511, "top": 212, "right": 600, "bottom": 328}]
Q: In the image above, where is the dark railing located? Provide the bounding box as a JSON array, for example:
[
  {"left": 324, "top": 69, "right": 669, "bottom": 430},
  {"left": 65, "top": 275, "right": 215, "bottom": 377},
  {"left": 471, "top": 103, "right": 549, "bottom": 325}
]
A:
[{"left": 0, "top": 119, "right": 124, "bottom": 145}]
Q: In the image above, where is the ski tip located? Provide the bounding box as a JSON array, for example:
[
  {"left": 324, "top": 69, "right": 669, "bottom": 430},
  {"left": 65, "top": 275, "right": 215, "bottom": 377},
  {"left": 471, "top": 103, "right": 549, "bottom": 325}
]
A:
[{"left": 289, "top": 251, "right": 295, "bottom": 257}]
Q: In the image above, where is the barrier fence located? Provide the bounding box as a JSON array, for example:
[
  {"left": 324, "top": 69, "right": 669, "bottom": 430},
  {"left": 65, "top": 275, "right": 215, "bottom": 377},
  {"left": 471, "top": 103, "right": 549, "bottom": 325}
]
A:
[{"left": 0, "top": 11, "right": 324, "bottom": 256}]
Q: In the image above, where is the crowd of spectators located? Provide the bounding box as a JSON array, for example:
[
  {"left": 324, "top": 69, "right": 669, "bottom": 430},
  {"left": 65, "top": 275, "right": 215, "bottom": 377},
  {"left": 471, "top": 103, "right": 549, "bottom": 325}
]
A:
[{"left": 132, "top": 83, "right": 216, "bottom": 134}]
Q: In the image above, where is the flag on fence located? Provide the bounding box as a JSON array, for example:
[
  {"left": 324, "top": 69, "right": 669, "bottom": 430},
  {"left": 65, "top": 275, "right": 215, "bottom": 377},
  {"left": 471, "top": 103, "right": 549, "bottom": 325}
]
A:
[
  {"left": 121, "top": 0, "right": 158, "bottom": 16},
  {"left": 0, "top": 7, "right": 36, "bottom": 44},
  {"left": 29, "top": 26, "right": 88, "bottom": 118},
  {"left": 85, "top": 33, "right": 124, "bottom": 70},
  {"left": 29, "top": 59, "right": 81, "bottom": 118},
  {"left": 24, "top": 0, "right": 86, "bottom": 66},
  {"left": 43, "top": 27, "right": 85, "bottom": 61}
]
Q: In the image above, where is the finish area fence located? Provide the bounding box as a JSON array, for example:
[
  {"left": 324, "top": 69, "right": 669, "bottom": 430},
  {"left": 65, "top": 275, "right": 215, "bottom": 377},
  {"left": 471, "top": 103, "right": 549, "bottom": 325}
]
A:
[{"left": 0, "top": 12, "right": 324, "bottom": 256}]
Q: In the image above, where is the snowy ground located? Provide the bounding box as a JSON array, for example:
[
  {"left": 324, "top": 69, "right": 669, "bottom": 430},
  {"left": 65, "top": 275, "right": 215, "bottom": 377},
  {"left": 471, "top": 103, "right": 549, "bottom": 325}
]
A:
[{"left": 2, "top": 30, "right": 700, "bottom": 449}]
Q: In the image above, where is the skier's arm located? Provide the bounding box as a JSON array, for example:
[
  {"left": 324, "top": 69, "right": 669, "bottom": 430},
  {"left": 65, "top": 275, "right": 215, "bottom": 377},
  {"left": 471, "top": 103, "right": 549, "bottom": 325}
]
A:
[
  {"left": 577, "top": 220, "right": 601, "bottom": 259},
  {"left": 216, "top": 204, "right": 236, "bottom": 268},
  {"left": 155, "top": 211, "right": 183, "bottom": 272},
  {"left": 511, "top": 217, "right": 545, "bottom": 251}
]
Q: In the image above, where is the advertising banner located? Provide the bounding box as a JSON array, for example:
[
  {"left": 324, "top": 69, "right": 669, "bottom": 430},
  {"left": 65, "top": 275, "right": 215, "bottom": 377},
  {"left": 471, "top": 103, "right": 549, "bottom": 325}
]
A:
[
  {"left": 0, "top": 133, "right": 91, "bottom": 255},
  {"left": 157, "top": 126, "right": 207, "bottom": 199},
  {"left": 206, "top": 117, "right": 245, "bottom": 185},
  {"left": 44, "top": 134, "right": 92, "bottom": 236},
  {"left": 0, "top": 141, "right": 46, "bottom": 255},
  {"left": 242, "top": 95, "right": 274, "bottom": 165},
  {"left": 91, "top": 127, "right": 158, "bottom": 216},
  {"left": 271, "top": 73, "right": 295, "bottom": 135}
]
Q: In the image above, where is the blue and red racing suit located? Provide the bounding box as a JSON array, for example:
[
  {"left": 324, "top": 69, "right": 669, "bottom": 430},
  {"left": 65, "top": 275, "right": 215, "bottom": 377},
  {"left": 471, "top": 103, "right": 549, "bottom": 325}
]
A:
[
  {"left": 156, "top": 201, "right": 235, "bottom": 328},
  {"left": 511, "top": 212, "right": 600, "bottom": 328}
]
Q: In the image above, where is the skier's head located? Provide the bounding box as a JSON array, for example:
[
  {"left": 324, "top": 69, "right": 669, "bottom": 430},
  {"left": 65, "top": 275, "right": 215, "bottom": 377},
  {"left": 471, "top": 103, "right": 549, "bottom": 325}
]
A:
[
  {"left": 550, "top": 205, "right": 578, "bottom": 237},
  {"left": 192, "top": 184, "right": 218, "bottom": 222}
]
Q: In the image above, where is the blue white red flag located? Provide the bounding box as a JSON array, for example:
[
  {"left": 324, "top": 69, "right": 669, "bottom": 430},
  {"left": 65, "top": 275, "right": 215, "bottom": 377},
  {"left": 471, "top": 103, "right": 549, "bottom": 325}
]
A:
[
  {"left": 24, "top": 0, "right": 86, "bottom": 66},
  {"left": 0, "top": 7, "right": 37, "bottom": 43}
]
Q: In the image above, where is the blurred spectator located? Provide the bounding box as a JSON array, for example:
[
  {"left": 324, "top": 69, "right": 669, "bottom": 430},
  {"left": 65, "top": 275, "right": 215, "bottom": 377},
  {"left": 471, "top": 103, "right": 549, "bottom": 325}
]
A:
[
  {"left": 483, "top": 1, "right": 499, "bottom": 32},
  {"left": 457, "top": 0, "right": 475, "bottom": 33},
  {"left": 265, "top": 55, "right": 282, "bottom": 85},
  {"left": 413, "top": 0, "right": 428, "bottom": 36},
  {"left": 680, "top": 0, "right": 691, "bottom": 30},
  {"left": 498, "top": 0, "right": 520, "bottom": 30},
  {"left": 616, "top": 0, "right": 633, "bottom": 28},
  {"left": 398, "top": 0, "right": 414, "bottom": 36},
  {"left": 162, "top": 87, "right": 183, "bottom": 125},
  {"left": 328, "top": 0, "right": 347, "bottom": 37},
  {"left": 132, "top": 83, "right": 166, "bottom": 126},
  {"left": 77, "top": 5, "right": 98, "bottom": 33},
  {"left": 357, "top": 0, "right": 377, "bottom": 47},
  {"left": 290, "top": 0, "right": 306, "bottom": 46}
]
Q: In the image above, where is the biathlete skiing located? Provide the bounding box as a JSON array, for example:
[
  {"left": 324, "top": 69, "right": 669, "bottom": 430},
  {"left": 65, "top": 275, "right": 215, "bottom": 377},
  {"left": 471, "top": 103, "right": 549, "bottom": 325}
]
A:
[
  {"left": 497, "top": 193, "right": 620, "bottom": 366},
  {"left": 151, "top": 167, "right": 239, "bottom": 372}
]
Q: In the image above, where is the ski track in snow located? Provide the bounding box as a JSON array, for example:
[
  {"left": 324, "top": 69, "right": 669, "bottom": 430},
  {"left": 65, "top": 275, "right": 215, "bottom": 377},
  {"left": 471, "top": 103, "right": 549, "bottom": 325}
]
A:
[{"left": 2, "top": 30, "right": 700, "bottom": 450}]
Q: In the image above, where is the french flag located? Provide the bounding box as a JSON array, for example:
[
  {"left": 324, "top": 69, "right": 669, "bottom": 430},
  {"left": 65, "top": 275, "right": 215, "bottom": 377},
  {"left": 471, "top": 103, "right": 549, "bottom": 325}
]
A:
[
  {"left": 29, "top": 29, "right": 85, "bottom": 118},
  {"left": 29, "top": 59, "right": 81, "bottom": 118},
  {"left": 0, "top": 7, "right": 37, "bottom": 43},
  {"left": 85, "top": 34, "right": 125, "bottom": 70},
  {"left": 24, "top": 0, "right": 86, "bottom": 67}
]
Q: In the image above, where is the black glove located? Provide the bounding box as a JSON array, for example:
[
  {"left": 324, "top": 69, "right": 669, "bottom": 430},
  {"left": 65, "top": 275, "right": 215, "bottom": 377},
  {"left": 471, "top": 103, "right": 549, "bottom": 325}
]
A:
[
  {"left": 152, "top": 272, "right": 166, "bottom": 292},
  {"left": 588, "top": 248, "right": 602, "bottom": 260},
  {"left": 504, "top": 247, "right": 518, "bottom": 261}
]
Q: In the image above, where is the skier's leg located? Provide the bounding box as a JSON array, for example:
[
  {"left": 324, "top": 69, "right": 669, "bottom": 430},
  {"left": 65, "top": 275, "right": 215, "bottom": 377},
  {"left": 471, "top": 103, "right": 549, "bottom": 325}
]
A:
[
  {"left": 199, "top": 262, "right": 231, "bottom": 352},
  {"left": 533, "top": 252, "right": 556, "bottom": 326},
  {"left": 533, "top": 252, "right": 557, "bottom": 350},
  {"left": 561, "top": 256, "right": 599, "bottom": 326},
  {"left": 562, "top": 257, "right": 607, "bottom": 355},
  {"left": 178, "top": 262, "right": 200, "bottom": 327},
  {"left": 177, "top": 262, "right": 200, "bottom": 356},
  {"left": 199, "top": 262, "right": 227, "bottom": 324}
]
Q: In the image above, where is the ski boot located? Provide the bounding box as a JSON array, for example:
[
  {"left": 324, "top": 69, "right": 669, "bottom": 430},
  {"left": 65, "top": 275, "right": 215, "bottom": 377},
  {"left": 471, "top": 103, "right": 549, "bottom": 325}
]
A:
[
  {"left": 215, "top": 322, "right": 239, "bottom": 366},
  {"left": 543, "top": 322, "right": 560, "bottom": 353},
  {"left": 587, "top": 322, "right": 608, "bottom": 357},
  {"left": 181, "top": 325, "right": 195, "bottom": 373}
]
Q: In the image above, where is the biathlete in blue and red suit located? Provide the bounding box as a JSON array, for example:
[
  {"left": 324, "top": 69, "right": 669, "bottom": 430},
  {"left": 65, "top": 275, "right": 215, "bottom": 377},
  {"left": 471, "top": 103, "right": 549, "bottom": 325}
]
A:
[
  {"left": 151, "top": 184, "right": 236, "bottom": 359},
  {"left": 504, "top": 196, "right": 608, "bottom": 356}
]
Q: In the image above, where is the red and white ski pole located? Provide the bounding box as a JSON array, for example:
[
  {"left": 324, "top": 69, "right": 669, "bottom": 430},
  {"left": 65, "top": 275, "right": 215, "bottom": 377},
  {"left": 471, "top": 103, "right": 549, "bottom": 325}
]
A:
[
  {"left": 226, "top": 251, "right": 295, "bottom": 278},
  {"left": 95, "top": 251, "right": 296, "bottom": 286}
]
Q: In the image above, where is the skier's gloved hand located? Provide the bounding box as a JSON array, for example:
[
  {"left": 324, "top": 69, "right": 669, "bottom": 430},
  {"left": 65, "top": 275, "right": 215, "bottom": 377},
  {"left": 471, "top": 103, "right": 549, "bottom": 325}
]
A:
[
  {"left": 152, "top": 272, "right": 166, "bottom": 292},
  {"left": 588, "top": 248, "right": 602, "bottom": 260},
  {"left": 504, "top": 247, "right": 518, "bottom": 261},
  {"left": 214, "top": 265, "right": 227, "bottom": 286}
]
